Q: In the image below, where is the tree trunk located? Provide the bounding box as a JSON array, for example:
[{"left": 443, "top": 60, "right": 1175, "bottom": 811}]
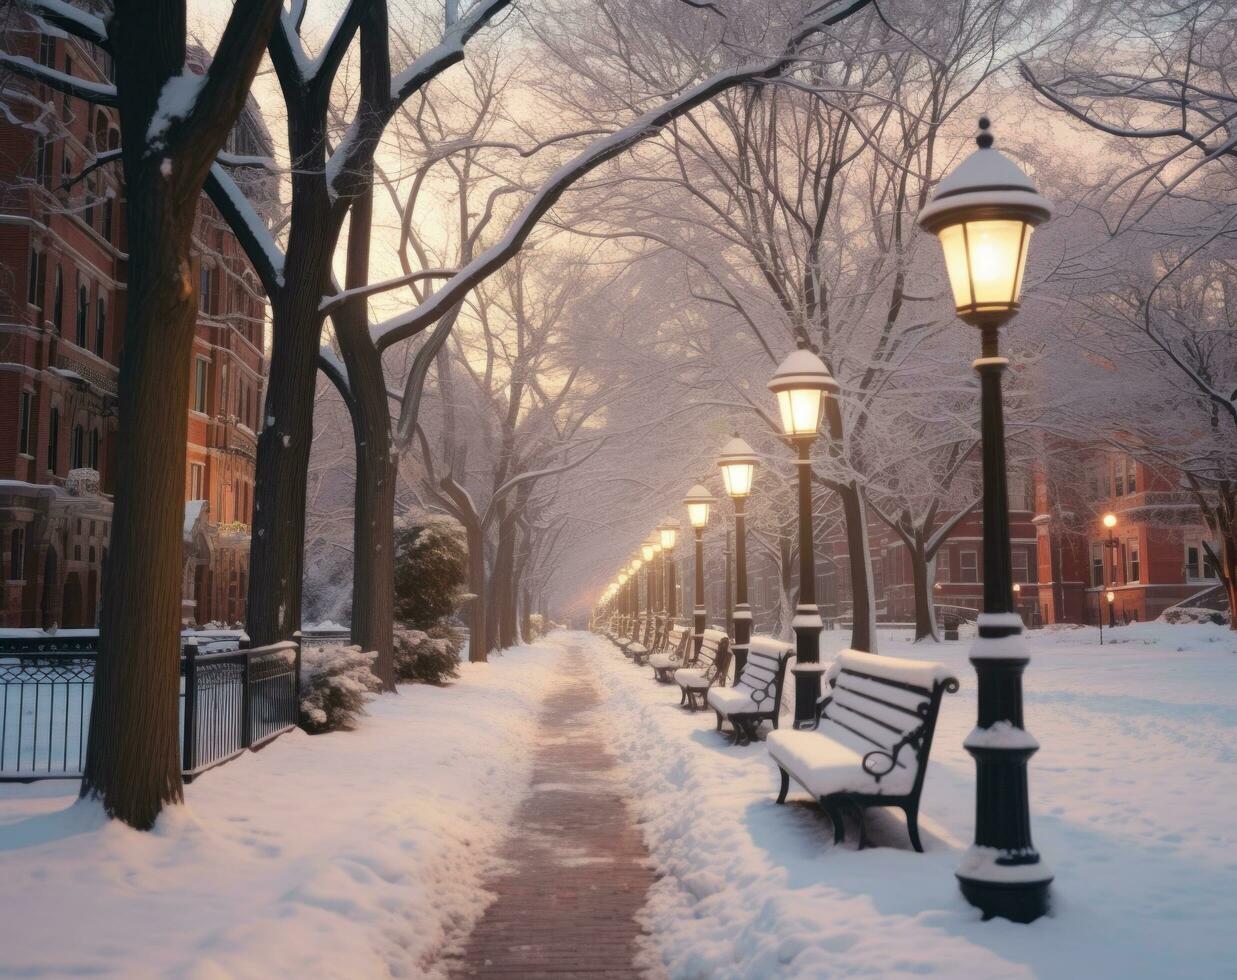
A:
[
  {"left": 910, "top": 538, "right": 940, "bottom": 642},
  {"left": 246, "top": 104, "right": 335, "bottom": 647},
  {"left": 82, "top": 162, "right": 194, "bottom": 829},
  {"left": 838, "top": 481, "right": 877, "bottom": 653},
  {"left": 335, "top": 180, "right": 395, "bottom": 688},
  {"left": 82, "top": 0, "right": 280, "bottom": 829},
  {"left": 464, "top": 518, "right": 487, "bottom": 662}
]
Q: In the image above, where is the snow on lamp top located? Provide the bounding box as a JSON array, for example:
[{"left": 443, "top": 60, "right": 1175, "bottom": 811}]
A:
[
  {"left": 683, "top": 483, "right": 716, "bottom": 529},
  {"left": 717, "top": 434, "right": 758, "bottom": 498},
  {"left": 768, "top": 346, "right": 837, "bottom": 439},
  {"left": 917, "top": 117, "right": 1052, "bottom": 328}
]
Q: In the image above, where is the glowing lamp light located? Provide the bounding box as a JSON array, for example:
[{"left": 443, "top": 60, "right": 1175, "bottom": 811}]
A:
[
  {"left": 618, "top": 572, "right": 628, "bottom": 585},
  {"left": 683, "top": 484, "right": 716, "bottom": 530},
  {"left": 768, "top": 347, "right": 838, "bottom": 439},
  {"left": 1102, "top": 513, "right": 1117, "bottom": 530},
  {"left": 658, "top": 518, "right": 680, "bottom": 551},
  {"left": 717, "top": 434, "right": 758, "bottom": 499},
  {"left": 1106, "top": 590, "right": 1115, "bottom": 604},
  {"left": 917, "top": 117, "right": 1051, "bottom": 328},
  {"left": 641, "top": 542, "right": 655, "bottom": 562},
  {"left": 631, "top": 558, "right": 642, "bottom": 572}
]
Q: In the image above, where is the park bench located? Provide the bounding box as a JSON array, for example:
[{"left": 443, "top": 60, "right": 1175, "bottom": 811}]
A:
[
  {"left": 620, "top": 615, "right": 649, "bottom": 658},
  {"left": 766, "top": 649, "right": 959, "bottom": 852},
  {"left": 673, "top": 629, "right": 731, "bottom": 711},
  {"left": 706, "top": 636, "right": 794, "bottom": 745},
  {"left": 649, "top": 624, "right": 689, "bottom": 682},
  {"left": 632, "top": 615, "right": 667, "bottom": 667}
]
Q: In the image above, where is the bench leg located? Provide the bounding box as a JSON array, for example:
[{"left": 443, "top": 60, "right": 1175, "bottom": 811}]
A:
[
  {"left": 823, "top": 800, "right": 845, "bottom": 846},
  {"left": 714, "top": 709, "right": 724, "bottom": 732},
  {"left": 776, "top": 767, "right": 790, "bottom": 804},
  {"left": 903, "top": 804, "right": 924, "bottom": 853}
]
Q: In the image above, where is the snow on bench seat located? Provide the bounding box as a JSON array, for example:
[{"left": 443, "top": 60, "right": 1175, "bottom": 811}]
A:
[
  {"left": 706, "top": 636, "right": 794, "bottom": 744},
  {"left": 674, "top": 629, "right": 730, "bottom": 710},
  {"left": 769, "top": 648, "right": 959, "bottom": 852}
]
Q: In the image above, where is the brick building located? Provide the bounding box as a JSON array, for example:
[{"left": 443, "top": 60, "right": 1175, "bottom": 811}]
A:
[{"left": 0, "top": 12, "right": 273, "bottom": 628}]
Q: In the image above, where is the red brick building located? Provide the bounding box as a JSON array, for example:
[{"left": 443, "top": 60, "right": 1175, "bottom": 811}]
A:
[{"left": 0, "top": 13, "right": 273, "bottom": 628}]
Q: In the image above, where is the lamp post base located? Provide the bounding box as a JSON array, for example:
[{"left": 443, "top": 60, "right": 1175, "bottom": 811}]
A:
[
  {"left": 791, "top": 605, "right": 824, "bottom": 727},
  {"left": 956, "top": 870, "right": 1052, "bottom": 924}
]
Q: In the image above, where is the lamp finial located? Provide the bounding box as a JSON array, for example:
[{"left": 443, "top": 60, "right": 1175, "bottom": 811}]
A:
[{"left": 976, "top": 115, "right": 993, "bottom": 149}]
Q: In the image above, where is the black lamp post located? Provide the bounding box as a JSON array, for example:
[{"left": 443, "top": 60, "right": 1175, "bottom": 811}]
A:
[
  {"left": 684, "top": 485, "right": 716, "bottom": 660},
  {"left": 918, "top": 116, "right": 1053, "bottom": 923},
  {"left": 642, "top": 539, "right": 658, "bottom": 637},
  {"left": 658, "top": 519, "right": 680, "bottom": 622},
  {"left": 718, "top": 434, "right": 758, "bottom": 682},
  {"left": 1102, "top": 512, "right": 1119, "bottom": 627},
  {"left": 768, "top": 346, "right": 838, "bottom": 728}
]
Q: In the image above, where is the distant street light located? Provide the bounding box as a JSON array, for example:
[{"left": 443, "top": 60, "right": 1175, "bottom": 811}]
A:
[
  {"left": 768, "top": 344, "right": 838, "bottom": 727},
  {"left": 919, "top": 115, "right": 1053, "bottom": 924},
  {"left": 658, "top": 518, "right": 680, "bottom": 620},
  {"left": 719, "top": 434, "right": 759, "bottom": 681},
  {"left": 684, "top": 484, "right": 716, "bottom": 658}
]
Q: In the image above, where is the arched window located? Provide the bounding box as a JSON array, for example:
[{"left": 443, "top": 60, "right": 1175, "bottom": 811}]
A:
[
  {"left": 47, "top": 406, "right": 59, "bottom": 473},
  {"left": 76, "top": 279, "right": 89, "bottom": 348},
  {"left": 95, "top": 297, "right": 106, "bottom": 355},
  {"left": 89, "top": 428, "right": 100, "bottom": 470},
  {"left": 71, "top": 424, "right": 84, "bottom": 470}
]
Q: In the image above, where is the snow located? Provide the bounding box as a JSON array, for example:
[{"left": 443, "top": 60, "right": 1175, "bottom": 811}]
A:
[
  {"left": 0, "top": 641, "right": 566, "bottom": 977},
  {"left": 584, "top": 623, "right": 1237, "bottom": 978},
  {"left": 146, "top": 70, "right": 206, "bottom": 149},
  {"left": 964, "top": 720, "right": 1040, "bottom": 751}
]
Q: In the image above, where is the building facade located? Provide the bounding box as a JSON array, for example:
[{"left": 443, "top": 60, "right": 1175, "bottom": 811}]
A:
[{"left": 0, "top": 12, "right": 272, "bottom": 628}]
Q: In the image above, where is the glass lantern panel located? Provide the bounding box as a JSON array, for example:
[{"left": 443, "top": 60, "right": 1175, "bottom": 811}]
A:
[
  {"left": 966, "top": 218, "right": 1027, "bottom": 308},
  {"left": 687, "top": 501, "right": 710, "bottom": 528},
  {"left": 778, "top": 387, "right": 823, "bottom": 437},
  {"left": 721, "top": 461, "right": 754, "bottom": 497},
  {"left": 937, "top": 222, "right": 973, "bottom": 309}
]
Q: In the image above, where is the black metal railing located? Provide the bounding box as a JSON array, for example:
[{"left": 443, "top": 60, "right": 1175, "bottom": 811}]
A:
[{"left": 0, "top": 638, "right": 300, "bottom": 782}]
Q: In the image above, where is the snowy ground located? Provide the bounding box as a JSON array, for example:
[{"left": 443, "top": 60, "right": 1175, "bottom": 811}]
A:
[
  {"left": 587, "top": 622, "right": 1237, "bottom": 979},
  {"left": 0, "top": 641, "right": 566, "bottom": 978}
]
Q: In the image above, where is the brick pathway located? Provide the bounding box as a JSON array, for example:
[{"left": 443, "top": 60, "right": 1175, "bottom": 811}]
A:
[{"left": 451, "top": 645, "right": 657, "bottom": 978}]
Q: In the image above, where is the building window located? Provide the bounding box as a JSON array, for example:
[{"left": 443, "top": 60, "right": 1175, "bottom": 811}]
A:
[
  {"left": 1186, "top": 544, "right": 1217, "bottom": 581},
  {"left": 1012, "top": 548, "right": 1029, "bottom": 583},
  {"left": 27, "top": 250, "right": 41, "bottom": 308},
  {"left": 1091, "top": 543, "right": 1104, "bottom": 587},
  {"left": 95, "top": 297, "right": 106, "bottom": 354},
  {"left": 47, "top": 406, "right": 59, "bottom": 473},
  {"left": 76, "top": 279, "right": 89, "bottom": 348},
  {"left": 1127, "top": 542, "right": 1140, "bottom": 583},
  {"left": 61, "top": 149, "right": 72, "bottom": 189},
  {"left": 38, "top": 34, "right": 55, "bottom": 68},
  {"left": 193, "top": 358, "right": 209, "bottom": 414},
  {"left": 1125, "top": 459, "right": 1136, "bottom": 495},
  {"left": 18, "top": 391, "right": 33, "bottom": 456},
  {"left": 936, "top": 552, "right": 949, "bottom": 583},
  {"left": 103, "top": 195, "right": 114, "bottom": 243},
  {"left": 189, "top": 463, "right": 204, "bottom": 501},
  {"left": 199, "top": 264, "right": 213, "bottom": 314},
  {"left": 10, "top": 528, "right": 24, "bottom": 580},
  {"left": 959, "top": 551, "right": 978, "bottom": 584},
  {"left": 53, "top": 266, "right": 63, "bottom": 331},
  {"left": 89, "top": 428, "right": 100, "bottom": 470},
  {"left": 71, "top": 424, "right": 84, "bottom": 470},
  {"left": 36, "top": 137, "right": 52, "bottom": 188}
]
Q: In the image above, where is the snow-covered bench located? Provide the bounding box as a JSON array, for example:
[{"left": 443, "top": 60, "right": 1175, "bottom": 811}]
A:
[
  {"left": 631, "top": 615, "right": 664, "bottom": 666},
  {"left": 649, "top": 624, "right": 689, "bottom": 682},
  {"left": 620, "top": 615, "right": 649, "bottom": 659},
  {"left": 653, "top": 628, "right": 692, "bottom": 683},
  {"left": 674, "top": 629, "right": 731, "bottom": 711},
  {"left": 707, "top": 636, "right": 794, "bottom": 745},
  {"left": 767, "top": 649, "right": 959, "bottom": 852}
]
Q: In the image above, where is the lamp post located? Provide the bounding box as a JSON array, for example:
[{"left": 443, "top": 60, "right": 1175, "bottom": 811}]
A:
[
  {"left": 1102, "top": 512, "right": 1119, "bottom": 627},
  {"left": 918, "top": 115, "right": 1053, "bottom": 923},
  {"left": 718, "top": 434, "right": 758, "bottom": 682},
  {"left": 684, "top": 485, "right": 716, "bottom": 659},
  {"left": 642, "top": 540, "right": 658, "bottom": 638},
  {"left": 658, "top": 519, "right": 680, "bottom": 621},
  {"left": 768, "top": 345, "right": 838, "bottom": 727}
]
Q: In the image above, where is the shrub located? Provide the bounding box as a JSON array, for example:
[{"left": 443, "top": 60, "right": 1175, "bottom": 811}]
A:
[
  {"left": 394, "top": 516, "right": 468, "bottom": 630},
  {"left": 1161, "top": 606, "right": 1230, "bottom": 626},
  {"left": 299, "top": 644, "right": 381, "bottom": 734},
  {"left": 393, "top": 625, "right": 463, "bottom": 685},
  {"left": 526, "top": 613, "right": 546, "bottom": 641}
]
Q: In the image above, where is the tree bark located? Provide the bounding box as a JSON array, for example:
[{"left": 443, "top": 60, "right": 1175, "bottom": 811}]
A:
[
  {"left": 837, "top": 480, "right": 876, "bottom": 653},
  {"left": 81, "top": 0, "right": 280, "bottom": 829}
]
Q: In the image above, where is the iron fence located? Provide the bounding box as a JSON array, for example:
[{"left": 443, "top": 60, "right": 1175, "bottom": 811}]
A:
[{"left": 0, "top": 637, "right": 300, "bottom": 782}]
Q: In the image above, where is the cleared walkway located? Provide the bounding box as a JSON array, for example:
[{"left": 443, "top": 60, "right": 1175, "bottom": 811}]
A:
[{"left": 451, "top": 645, "right": 656, "bottom": 978}]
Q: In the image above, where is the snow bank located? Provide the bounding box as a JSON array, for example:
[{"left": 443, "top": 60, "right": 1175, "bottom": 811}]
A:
[
  {"left": 584, "top": 623, "right": 1237, "bottom": 978},
  {"left": 0, "top": 639, "right": 568, "bottom": 977}
]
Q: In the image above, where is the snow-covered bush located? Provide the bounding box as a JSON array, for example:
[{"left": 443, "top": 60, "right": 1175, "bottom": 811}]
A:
[
  {"left": 394, "top": 516, "right": 468, "bottom": 630},
  {"left": 526, "top": 613, "right": 547, "bottom": 640},
  {"left": 393, "top": 626, "right": 462, "bottom": 685},
  {"left": 299, "top": 644, "right": 381, "bottom": 734},
  {"left": 1161, "top": 606, "right": 1230, "bottom": 626}
]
